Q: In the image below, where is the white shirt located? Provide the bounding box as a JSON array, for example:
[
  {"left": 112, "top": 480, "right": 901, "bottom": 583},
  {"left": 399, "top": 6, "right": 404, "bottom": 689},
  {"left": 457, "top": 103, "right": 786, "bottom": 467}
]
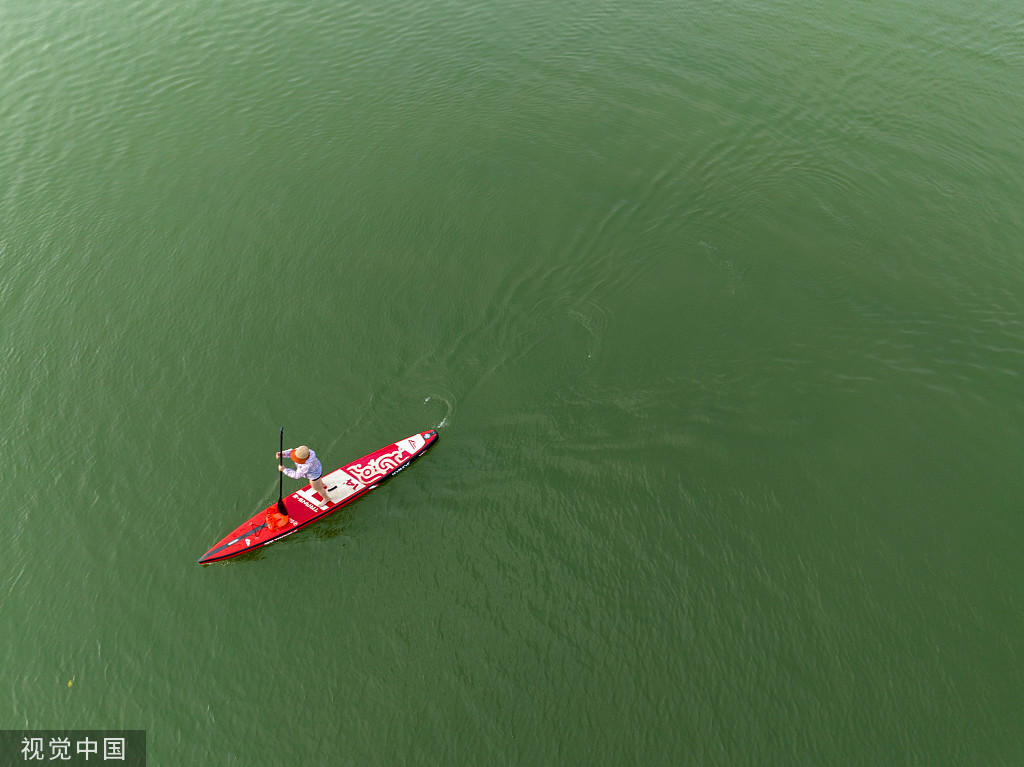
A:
[{"left": 282, "top": 448, "right": 323, "bottom": 481}]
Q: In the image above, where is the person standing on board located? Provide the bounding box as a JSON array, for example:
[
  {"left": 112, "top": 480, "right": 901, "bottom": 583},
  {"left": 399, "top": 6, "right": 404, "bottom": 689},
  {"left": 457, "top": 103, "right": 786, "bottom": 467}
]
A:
[{"left": 277, "top": 445, "right": 332, "bottom": 506}]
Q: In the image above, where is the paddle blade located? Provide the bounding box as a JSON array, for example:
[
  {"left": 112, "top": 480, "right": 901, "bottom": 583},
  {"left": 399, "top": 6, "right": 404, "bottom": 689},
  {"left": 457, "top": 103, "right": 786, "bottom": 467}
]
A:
[{"left": 277, "top": 498, "right": 288, "bottom": 517}]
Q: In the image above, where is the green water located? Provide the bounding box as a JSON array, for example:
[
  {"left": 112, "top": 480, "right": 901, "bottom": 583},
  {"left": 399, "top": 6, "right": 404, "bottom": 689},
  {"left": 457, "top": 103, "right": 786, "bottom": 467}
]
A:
[{"left": 2, "top": 0, "right": 1022, "bottom": 763}]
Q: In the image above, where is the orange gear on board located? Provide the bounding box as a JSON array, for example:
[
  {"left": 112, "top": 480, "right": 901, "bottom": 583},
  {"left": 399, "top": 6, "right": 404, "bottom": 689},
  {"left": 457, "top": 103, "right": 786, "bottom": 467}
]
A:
[{"left": 265, "top": 505, "right": 290, "bottom": 531}]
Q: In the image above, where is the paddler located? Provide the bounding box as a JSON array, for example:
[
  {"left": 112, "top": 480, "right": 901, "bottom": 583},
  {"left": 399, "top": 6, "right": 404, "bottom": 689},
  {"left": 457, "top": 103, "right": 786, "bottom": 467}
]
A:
[{"left": 277, "top": 445, "right": 332, "bottom": 505}]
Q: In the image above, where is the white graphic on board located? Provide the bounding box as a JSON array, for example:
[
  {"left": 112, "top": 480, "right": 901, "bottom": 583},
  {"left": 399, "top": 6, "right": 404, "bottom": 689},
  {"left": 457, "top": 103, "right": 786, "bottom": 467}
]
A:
[
  {"left": 297, "top": 485, "right": 332, "bottom": 510},
  {"left": 345, "top": 446, "right": 409, "bottom": 484}
]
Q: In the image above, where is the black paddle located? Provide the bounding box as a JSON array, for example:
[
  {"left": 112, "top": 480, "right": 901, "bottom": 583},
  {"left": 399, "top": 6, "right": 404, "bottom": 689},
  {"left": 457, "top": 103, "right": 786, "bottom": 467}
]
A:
[{"left": 277, "top": 427, "right": 288, "bottom": 517}]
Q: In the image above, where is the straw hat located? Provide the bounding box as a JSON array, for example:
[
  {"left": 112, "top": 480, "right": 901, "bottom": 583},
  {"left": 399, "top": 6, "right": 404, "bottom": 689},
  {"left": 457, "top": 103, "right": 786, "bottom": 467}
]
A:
[{"left": 290, "top": 446, "right": 310, "bottom": 463}]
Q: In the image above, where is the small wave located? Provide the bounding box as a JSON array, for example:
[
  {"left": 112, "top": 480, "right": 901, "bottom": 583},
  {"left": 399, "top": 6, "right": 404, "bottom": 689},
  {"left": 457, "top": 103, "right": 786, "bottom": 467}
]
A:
[{"left": 424, "top": 393, "right": 454, "bottom": 429}]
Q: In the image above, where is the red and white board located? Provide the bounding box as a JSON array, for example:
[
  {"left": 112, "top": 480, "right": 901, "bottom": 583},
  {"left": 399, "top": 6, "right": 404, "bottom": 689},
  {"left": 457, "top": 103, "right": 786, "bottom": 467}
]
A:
[{"left": 198, "top": 430, "right": 438, "bottom": 564}]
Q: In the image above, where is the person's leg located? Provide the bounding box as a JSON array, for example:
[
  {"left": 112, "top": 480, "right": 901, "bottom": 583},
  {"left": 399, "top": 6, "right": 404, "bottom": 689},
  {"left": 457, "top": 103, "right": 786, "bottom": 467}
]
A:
[{"left": 311, "top": 477, "right": 331, "bottom": 505}]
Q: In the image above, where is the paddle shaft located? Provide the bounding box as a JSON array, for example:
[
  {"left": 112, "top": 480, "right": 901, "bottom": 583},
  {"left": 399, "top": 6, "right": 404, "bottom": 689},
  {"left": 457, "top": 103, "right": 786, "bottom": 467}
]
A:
[{"left": 278, "top": 427, "right": 287, "bottom": 515}]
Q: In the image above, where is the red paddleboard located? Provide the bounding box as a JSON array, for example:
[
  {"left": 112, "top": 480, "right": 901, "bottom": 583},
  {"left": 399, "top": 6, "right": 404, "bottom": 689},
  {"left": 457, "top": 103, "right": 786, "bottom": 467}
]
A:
[{"left": 198, "top": 430, "right": 438, "bottom": 564}]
